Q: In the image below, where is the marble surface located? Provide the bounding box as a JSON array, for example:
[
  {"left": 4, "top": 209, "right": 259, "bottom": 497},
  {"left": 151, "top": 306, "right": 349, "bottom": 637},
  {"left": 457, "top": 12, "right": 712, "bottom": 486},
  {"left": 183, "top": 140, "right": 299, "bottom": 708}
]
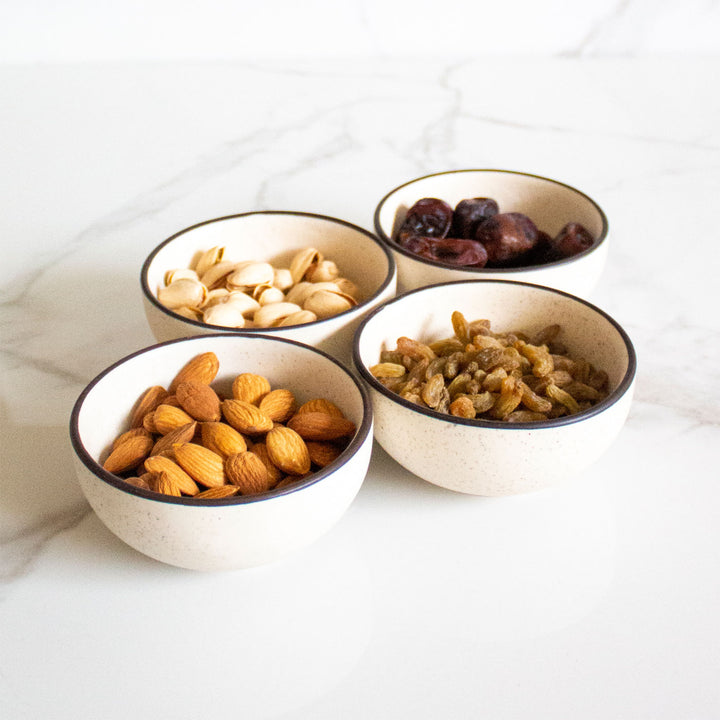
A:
[{"left": 1, "top": 58, "right": 719, "bottom": 719}]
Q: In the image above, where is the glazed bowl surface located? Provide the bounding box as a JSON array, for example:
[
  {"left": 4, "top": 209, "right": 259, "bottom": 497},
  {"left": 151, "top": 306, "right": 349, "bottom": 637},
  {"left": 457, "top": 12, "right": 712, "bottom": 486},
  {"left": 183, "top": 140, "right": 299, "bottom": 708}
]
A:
[
  {"left": 353, "top": 280, "right": 635, "bottom": 496},
  {"left": 70, "top": 333, "right": 374, "bottom": 570},
  {"left": 142, "top": 211, "right": 397, "bottom": 364},
  {"left": 374, "top": 169, "right": 608, "bottom": 297}
]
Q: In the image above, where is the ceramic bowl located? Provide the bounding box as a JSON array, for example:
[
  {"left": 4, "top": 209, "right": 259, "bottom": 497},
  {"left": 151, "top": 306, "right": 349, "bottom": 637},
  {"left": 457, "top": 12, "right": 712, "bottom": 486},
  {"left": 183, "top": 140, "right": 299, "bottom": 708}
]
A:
[
  {"left": 353, "top": 280, "right": 636, "bottom": 496},
  {"left": 69, "top": 334, "right": 374, "bottom": 571},
  {"left": 141, "top": 211, "right": 397, "bottom": 364},
  {"left": 374, "top": 169, "right": 608, "bottom": 297}
]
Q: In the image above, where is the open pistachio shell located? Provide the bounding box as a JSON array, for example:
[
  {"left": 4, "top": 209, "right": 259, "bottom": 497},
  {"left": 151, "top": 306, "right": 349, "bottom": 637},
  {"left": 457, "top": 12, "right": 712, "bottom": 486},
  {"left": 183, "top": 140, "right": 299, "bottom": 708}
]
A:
[
  {"left": 273, "top": 268, "right": 294, "bottom": 291},
  {"left": 334, "top": 277, "right": 360, "bottom": 299},
  {"left": 307, "top": 260, "right": 340, "bottom": 283},
  {"left": 289, "top": 248, "right": 323, "bottom": 285},
  {"left": 253, "top": 301, "right": 303, "bottom": 328},
  {"left": 202, "top": 299, "right": 247, "bottom": 328},
  {"left": 164, "top": 268, "right": 199, "bottom": 286},
  {"left": 255, "top": 285, "right": 286, "bottom": 306},
  {"left": 200, "top": 260, "right": 237, "bottom": 290},
  {"left": 158, "top": 278, "right": 207, "bottom": 310},
  {"left": 303, "top": 289, "right": 356, "bottom": 319},
  {"left": 276, "top": 310, "right": 318, "bottom": 327},
  {"left": 225, "top": 291, "right": 261, "bottom": 317},
  {"left": 226, "top": 261, "right": 275, "bottom": 290},
  {"left": 284, "top": 281, "right": 315, "bottom": 306},
  {"left": 193, "top": 246, "right": 225, "bottom": 277}
]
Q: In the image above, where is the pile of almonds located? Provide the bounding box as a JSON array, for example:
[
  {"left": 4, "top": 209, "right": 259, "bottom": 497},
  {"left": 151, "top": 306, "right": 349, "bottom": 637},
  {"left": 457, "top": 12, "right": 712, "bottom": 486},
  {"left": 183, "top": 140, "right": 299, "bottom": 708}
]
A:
[
  {"left": 102, "top": 351, "right": 357, "bottom": 498},
  {"left": 157, "top": 246, "right": 361, "bottom": 329}
]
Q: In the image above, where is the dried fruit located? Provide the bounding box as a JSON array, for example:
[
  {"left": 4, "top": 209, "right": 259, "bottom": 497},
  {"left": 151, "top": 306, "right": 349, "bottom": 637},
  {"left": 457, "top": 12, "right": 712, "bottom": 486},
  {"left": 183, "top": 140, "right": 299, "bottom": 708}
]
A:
[{"left": 371, "top": 311, "right": 609, "bottom": 423}]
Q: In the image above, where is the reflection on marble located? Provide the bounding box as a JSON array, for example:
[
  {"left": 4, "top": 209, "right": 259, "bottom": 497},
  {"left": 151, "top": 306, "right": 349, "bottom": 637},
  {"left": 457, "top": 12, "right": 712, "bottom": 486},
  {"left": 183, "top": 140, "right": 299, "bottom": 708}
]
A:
[{"left": 1, "top": 58, "right": 719, "bottom": 718}]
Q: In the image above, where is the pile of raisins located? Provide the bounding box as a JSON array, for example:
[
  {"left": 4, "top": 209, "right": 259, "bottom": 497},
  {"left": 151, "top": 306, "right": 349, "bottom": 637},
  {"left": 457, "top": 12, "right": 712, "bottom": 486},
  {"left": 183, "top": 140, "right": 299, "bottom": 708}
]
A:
[{"left": 395, "top": 197, "right": 595, "bottom": 269}]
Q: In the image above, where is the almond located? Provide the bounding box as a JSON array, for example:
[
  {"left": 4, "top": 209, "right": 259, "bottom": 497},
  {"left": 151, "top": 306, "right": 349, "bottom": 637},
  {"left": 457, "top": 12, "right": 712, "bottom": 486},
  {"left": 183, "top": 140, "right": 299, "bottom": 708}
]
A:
[
  {"left": 295, "top": 398, "right": 344, "bottom": 417},
  {"left": 195, "top": 485, "right": 240, "bottom": 499},
  {"left": 200, "top": 421, "right": 247, "bottom": 458},
  {"left": 142, "top": 410, "right": 158, "bottom": 434},
  {"left": 129, "top": 385, "right": 168, "bottom": 428},
  {"left": 144, "top": 455, "right": 200, "bottom": 495},
  {"left": 155, "top": 470, "right": 182, "bottom": 497},
  {"left": 258, "top": 388, "right": 296, "bottom": 423},
  {"left": 225, "top": 451, "right": 273, "bottom": 495},
  {"left": 266, "top": 426, "right": 311, "bottom": 476},
  {"left": 103, "top": 432, "right": 154, "bottom": 474},
  {"left": 124, "top": 475, "right": 153, "bottom": 491},
  {"left": 232, "top": 373, "right": 271, "bottom": 405},
  {"left": 287, "top": 411, "right": 356, "bottom": 441},
  {"left": 153, "top": 404, "right": 195, "bottom": 435},
  {"left": 248, "top": 442, "right": 284, "bottom": 484},
  {"left": 111, "top": 426, "right": 152, "bottom": 451},
  {"left": 172, "top": 442, "right": 225, "bottom": 487},
  {"left": 306, "top": 440, "right": 343, "bottom": 468},
  {"left": 150, "top": 421, "right": 198, "bottom": 458},
  {"left": 221, "top": 399, "right": 273, "bottom": 435},
  {"left": 168, "top": 352, "right": 220, "bottom": 392},
  {"left": 175, "top": 381, "right": 221, "bottom": 422}
]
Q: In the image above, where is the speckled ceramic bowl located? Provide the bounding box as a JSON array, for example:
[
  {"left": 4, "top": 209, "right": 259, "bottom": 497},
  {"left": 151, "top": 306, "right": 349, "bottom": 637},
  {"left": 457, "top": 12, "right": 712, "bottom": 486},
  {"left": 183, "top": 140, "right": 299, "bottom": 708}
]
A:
[
  {"left": 70, "top": 334, "right": 374, "bottom": 570},
  {"left": 353, "top": 280, "right": 635, "bottom": 496},
  {"left": 141, "top": 211, "right": 397, "bottom": 364},
  {"left": 374, "top": 169, "right": 608, "bottom": 297}
]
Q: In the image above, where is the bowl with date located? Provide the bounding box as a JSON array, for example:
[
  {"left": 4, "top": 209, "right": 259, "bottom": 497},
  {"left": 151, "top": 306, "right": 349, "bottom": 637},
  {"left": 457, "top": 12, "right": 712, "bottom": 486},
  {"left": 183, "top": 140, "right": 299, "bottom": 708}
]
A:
[
  {"left": 69, "top": 333, "right": 374, "bottom": 570},
  {"left": 353, "top": 280, "right": 635, "bottom": 496},
  {"left": 141, "top": 211, "right": 397, "bottom": 364},
  {"left": 373, "top": 169, "right": 608, "bottom": 297}
]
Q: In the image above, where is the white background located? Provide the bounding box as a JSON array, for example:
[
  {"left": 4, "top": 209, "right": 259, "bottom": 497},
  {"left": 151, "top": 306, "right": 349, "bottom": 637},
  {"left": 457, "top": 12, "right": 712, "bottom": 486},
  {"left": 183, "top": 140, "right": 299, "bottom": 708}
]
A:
[{"left": 2, "top": 0, "right": 719, "bottom": 63}]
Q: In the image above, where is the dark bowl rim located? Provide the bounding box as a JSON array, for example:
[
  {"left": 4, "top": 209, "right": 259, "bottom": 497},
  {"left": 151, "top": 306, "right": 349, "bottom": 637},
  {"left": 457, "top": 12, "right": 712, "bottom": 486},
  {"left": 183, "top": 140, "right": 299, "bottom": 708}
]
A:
[
  {"left": 140, "top": 210, "right": 397, "bottom": 332},
  {"left": 69, "top": 333, "right": 374, "bottom": 507},
  {"left": 372, "top": 168, "right": 610, "bottom": 274},
  {"left": 352, "top": 278, "right": 637, "bottom": 430}
]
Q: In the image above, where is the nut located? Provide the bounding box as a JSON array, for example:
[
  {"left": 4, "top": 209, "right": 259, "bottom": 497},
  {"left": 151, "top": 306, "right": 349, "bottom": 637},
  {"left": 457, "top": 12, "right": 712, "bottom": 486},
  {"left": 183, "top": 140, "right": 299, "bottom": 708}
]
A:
[
  {"left": 286, "top": 411, "right": 356, "bottom": 441},
  {"left": 266, "top": 426, "right": 311, "bottom": 476}
]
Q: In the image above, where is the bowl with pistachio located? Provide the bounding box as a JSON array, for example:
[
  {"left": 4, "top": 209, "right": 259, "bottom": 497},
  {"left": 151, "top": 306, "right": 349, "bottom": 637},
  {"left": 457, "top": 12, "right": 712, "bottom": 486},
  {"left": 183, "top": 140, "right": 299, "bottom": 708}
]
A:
[
  {"left": 141, "top": 211, "right": 397, "bottom": 363},
  {"left": 373, "top": 169, "right": 608, "bottom": 297},
  {"left": 353, "top": 279, "right": 636, "bottom": 496}
]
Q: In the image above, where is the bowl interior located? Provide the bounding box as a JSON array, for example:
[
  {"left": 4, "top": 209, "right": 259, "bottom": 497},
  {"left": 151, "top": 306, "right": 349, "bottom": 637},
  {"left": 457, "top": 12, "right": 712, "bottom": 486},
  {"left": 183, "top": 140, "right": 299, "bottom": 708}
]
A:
[
  {"left": 144, "top": 212, "right": 393, "bottom": 307},
  {"left": 376, "top": 170, "right": 607, "bottom": 248},
  {"left": 355, "top": 281, "right": 633, "bottom": 405},
  {"left": 74, "top": 335, "right": 369, "bottom": 482}
]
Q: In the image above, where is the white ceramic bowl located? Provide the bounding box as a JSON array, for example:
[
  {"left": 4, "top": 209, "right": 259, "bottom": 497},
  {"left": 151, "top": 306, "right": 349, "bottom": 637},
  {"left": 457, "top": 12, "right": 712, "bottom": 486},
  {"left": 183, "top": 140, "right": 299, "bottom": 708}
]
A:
[
  {"left": 374, "top": 169, "right": 608, "bottom": 297},
  {"left": 141, "top": 211, "right": 397, "bottom": 364},
  {"left": 70, "top": 334, "right": 374, "bottom": 570},
  {"left": 353, "top": 280, "right": 636, "bottom": 496}
]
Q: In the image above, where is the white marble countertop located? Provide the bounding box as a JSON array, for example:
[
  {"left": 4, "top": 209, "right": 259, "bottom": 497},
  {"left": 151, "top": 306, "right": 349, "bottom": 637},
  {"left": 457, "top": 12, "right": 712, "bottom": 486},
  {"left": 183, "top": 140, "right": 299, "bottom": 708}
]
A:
[{"left": 1, "top": 58, "right": 719, "bottom": 719}]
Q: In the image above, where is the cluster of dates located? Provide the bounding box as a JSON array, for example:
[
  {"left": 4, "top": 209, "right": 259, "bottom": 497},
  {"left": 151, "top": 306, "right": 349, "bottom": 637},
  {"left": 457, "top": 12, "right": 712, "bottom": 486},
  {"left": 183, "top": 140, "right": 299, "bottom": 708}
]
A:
[{"left": 395, "top": 197, "right": 595, "bottom": 268}]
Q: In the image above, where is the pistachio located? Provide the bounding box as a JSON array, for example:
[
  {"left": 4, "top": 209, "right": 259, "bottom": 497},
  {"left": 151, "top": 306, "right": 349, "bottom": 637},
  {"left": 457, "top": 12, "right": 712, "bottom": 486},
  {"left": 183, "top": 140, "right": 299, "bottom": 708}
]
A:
[
  {"left": 202, "top": 298, "right": 247, "bottom": 328},
  {"left": 255, "top": 285, "right": 285, "bottom": 306},
  {"left": 273, "top": 268, "right": 294, "bottom": 291},
  {"left": 289, "top": 247, "right": 323, "bottom": 284},
  {"left": 303, "top": 289, "right": 356, "bottom": 319},
  {"left": 164, "top": 268, "right": 199, "bottom": 286},
  {"left": 157, "top": 278, "right": 207, "bottom": 309},
  {"left": 226, "top": 261, "right": 275, "bottom": 290},
  {"left": 307, "top": 260, "right": 339, "bottom": 282},
  {"left": 193, "top": 245, "right": 225, "bottom": 277},
  {"left": 277, "top": 310, "right": 317, "bottom": 326},
  {"left": 254, "top": 301, "right": 303, "bottom": 328},
  {"left": 199, "top": 260, "right": 236, "bottom": 290}
]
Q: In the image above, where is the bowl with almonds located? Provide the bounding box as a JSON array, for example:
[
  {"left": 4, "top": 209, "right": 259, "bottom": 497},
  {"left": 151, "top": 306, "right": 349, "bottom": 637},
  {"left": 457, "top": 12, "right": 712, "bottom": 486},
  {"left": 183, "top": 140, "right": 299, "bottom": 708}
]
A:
[
  {"left": 141, "top": 211, "right": 397, "bottom": 364},
  {"left": 353, "top": 280, "right": 636, "bottom": 496},
  {"left": 70, "top": 334, "right": 373, "bottom": 570},
  {"left": 373, "top": 169, "right": 608, "bottom": 297}
]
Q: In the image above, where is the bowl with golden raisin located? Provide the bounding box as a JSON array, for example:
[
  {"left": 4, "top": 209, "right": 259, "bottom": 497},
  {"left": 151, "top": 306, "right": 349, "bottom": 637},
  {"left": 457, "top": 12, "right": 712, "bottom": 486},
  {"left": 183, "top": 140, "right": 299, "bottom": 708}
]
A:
[
  {"left": 141, "top": 210, "right": 397, "bottom": 364},
  {"left": 373, "top": 169, "right": 608, "bottom": 297},
  {"left": 353, "top": 280, "right": 636, "bottom": 496},
  {"left": 69, "top": 334, "right": 373, "bottom": 570}
]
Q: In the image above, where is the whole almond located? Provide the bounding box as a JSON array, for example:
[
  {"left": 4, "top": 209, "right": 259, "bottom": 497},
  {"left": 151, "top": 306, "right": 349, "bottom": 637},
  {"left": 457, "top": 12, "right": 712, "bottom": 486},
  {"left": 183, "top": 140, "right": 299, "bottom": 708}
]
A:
[
  {"left": 172, "top": 442, "right": 225, "bottom": 487},
  {"left": 195, "top": 485, "right": 240, "bottom": 499},
  {"left": 221, "top": 399, "right": 273, "bottom": 435},
  {"left": 266, "top": 426, "right": 311, "bottom": 476},
  {"left": 200, "top": 421, "right": 247, "bottom": 458},
  {"left": 103, "top": 432, "right": 154, "bottom": 474},
  {"left": 296, "top": 398, "right": 344, "bottom": 417},
  {"left": 248, "top": 442, "right": 284, "bottom": 484},
  {"left": 231, "top": 373, "right": 271, "bottom": 405},
  {"left": 111, "top": 426, "right": 152, "bottom": 451},
  {"left": 287, "top": 411, "right": 356, "bottom": 441},
  {"left": 144, "top": 455, "right": 200, "bottom": 495},
  {"left": 151, "top": 421, "right": 198, "bottom": 458},
  {"left": 169, "top": 352, "right": 220, "bottom": 392},
  {"left": 258, "top": 388, "right": 296, "bottom": 423},
  {"left": 155, "top": 470, "right": 182, "bottom": 497},
  {"left": 129, "top": 385, "right": 168, "bottom": 428},
  {"left": 124, "top": 475, "right": 153, "bottom": 491},
  {"left": 142, "top": 410, "right": 158, "bottom": 434},
  {"left": 306, "top": 440, "right": 343, "bottom": 468},
  {"left": 175, "top": 381, "right": 222, "bottom": 422},
  {"left": 153, "top": 404, "right": 195, "bottom": 435},
  {"left": 225, "top": 451, "right": 273, "bottom": 495}
]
